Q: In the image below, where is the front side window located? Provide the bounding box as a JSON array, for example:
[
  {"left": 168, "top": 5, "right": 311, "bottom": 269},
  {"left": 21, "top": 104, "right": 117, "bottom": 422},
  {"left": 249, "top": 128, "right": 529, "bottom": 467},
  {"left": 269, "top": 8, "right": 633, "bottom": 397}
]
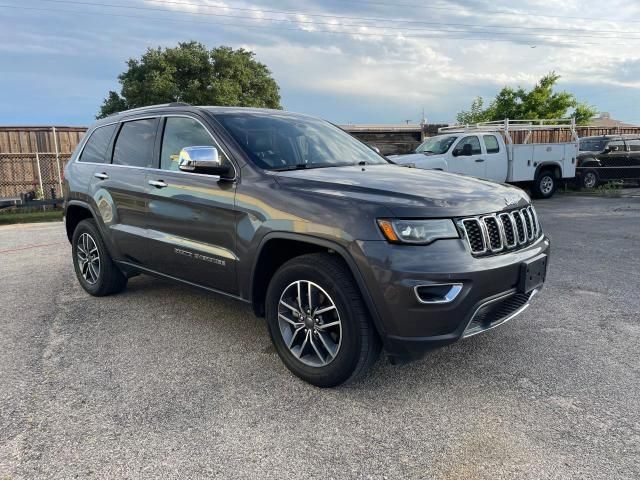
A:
[
  {"left": 112, "top": 118, "right": 158, "bottom": 168},
  {"left": 453, "top": 136, "right": 482, "bottom": 155},
  {"left": 212, "top": 112, "right": 388, "bottom": 170},
  {"left": 79, "top": 124, "right": 117, "bottom": 163},
  {"left": 415, "top": 135, "right": 457, "bottom": 155},
  {"left": 160, "top": 117, "right": 229, "bottom": 171},
  {"left": 483, "top": 135, "right": 500, "bottom": 154}
]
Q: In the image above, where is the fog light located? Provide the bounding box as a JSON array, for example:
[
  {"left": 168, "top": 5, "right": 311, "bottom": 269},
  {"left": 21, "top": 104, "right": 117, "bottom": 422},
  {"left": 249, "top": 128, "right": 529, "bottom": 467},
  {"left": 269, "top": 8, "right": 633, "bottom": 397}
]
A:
[{"left": 414, "top": 283, "right": 463, "bottom": 304}]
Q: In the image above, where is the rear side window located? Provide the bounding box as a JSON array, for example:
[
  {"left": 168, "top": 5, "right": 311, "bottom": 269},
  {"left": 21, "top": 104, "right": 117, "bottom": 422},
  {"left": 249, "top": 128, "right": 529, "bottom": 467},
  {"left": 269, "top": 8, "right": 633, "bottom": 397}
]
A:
[
  {"left": 483, "top": 135, "right": 500, "bottom": 154},
  {"left": 113, "top": 118, "right": 158, "bottom": 168},
  {"left": 607, "top": 140, "right": 625, "bottom": 152},
  {"left": 626, "top": 139, "right": 640, "bottom": 151},
  {"left": 79, "top": 124, "right": 117, "bottom": 163}
]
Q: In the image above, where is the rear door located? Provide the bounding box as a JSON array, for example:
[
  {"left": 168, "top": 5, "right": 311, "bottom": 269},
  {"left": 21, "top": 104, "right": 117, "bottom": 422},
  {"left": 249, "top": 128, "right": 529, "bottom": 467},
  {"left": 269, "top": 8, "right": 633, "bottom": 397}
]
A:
[
  {"left": 90, "top": 117, "right": 159, "bottom": 267},
  {"left": 624, "top": 138, "right": 640, "bottom": 180},
  {"left": 143, "top": 115, "right": 239, "bottom": 294},
  {"left": 481, "top": 134, "right": 507, "bottom": 182},
  {"left": 596, "top": 139, "right": 628, "bottom": 181},
  {"left": 449, "top": 135, "right": 486, "bottom": 179}
]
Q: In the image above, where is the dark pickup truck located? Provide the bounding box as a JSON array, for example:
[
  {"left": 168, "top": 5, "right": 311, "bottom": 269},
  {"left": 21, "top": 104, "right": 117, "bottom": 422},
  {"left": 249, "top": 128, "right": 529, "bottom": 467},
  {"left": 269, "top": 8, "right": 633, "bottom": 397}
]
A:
[{"left": 64, "top": 104, "right": 550, "bottom": 387}]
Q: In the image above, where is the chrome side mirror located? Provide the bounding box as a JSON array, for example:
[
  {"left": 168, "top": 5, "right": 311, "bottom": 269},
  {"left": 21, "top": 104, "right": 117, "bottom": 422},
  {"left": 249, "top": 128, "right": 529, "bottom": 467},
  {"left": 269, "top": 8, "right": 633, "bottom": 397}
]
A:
[{"left": 178, "top": 146, "right": 231, "bottom": 177}]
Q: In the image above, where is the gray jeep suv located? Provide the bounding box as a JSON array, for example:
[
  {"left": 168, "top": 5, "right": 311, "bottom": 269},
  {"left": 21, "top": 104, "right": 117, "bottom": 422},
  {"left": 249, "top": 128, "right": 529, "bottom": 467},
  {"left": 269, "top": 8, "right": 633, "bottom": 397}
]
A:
[{"left": 64, "top": 104, "right": 550, "bottom": 387}]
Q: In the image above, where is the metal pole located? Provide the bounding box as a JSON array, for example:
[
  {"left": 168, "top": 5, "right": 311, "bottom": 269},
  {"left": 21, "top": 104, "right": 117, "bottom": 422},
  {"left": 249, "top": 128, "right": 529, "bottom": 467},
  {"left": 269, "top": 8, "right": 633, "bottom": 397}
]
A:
[
  {"left": 35, "top": 151, "right": 45, "bottom": 212},
  {"left": 52, "top": 126, "right": 63, "bottom": 197}
]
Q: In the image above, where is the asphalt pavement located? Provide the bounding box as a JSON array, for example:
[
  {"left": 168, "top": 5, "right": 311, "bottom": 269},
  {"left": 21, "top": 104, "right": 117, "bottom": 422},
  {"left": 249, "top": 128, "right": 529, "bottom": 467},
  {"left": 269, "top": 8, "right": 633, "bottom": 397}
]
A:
[{"left": 1, "top": 194, "right": 639, "bottom": 479}]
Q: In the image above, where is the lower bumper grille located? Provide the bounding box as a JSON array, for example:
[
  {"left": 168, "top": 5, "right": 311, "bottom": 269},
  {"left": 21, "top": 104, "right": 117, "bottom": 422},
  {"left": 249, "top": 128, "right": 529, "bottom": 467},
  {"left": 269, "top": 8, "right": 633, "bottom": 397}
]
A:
[{"left": 463, "top": 290, "right": 537, "bottom": 338}]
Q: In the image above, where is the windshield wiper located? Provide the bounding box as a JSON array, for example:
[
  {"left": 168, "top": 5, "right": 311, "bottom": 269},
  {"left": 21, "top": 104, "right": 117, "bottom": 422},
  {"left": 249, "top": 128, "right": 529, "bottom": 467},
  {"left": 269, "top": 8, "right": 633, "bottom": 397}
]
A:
[
  {"left": 271, "top": 162, "right": 357, "bottom": 171},
  {"left": 271, "top": 164, "right": 309, "bottom": 171}
]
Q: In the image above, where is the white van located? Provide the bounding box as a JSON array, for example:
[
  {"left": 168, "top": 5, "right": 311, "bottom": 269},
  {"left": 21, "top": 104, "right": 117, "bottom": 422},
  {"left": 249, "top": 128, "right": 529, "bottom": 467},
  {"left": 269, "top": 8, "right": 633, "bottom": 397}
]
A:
[{"left": 389, "top": 119, "right": 578, "bottom": 198}]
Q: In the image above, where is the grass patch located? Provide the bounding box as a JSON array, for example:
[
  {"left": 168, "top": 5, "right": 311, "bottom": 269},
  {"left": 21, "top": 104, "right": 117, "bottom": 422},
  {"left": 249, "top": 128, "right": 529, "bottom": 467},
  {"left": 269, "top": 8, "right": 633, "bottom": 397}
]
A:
[
  {"left": 0, "top": 210, "right": 64, "bottom": 225},
  {"left": 559, "top": 181, "right": 630, "bottom": 197}
]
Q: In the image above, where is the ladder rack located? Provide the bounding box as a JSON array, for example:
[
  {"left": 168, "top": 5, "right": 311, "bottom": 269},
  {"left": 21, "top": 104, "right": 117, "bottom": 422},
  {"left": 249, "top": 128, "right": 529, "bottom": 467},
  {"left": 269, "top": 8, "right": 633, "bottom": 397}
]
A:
[{"left": 439, "top": 118, "right": 579, "bottom": 145}]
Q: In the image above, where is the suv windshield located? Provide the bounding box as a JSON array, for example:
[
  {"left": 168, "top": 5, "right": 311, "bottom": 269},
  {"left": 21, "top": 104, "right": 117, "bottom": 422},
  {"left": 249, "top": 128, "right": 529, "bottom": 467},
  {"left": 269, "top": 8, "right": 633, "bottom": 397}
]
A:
[
  {"left": 579, "top": 139, "right": 608, "bottom": 152},
  {"left": 415, "top": 135, "right": 458, "bottom": 155},
  {"left": 213, "top": 112, "right": 389, "bottom": 171}
]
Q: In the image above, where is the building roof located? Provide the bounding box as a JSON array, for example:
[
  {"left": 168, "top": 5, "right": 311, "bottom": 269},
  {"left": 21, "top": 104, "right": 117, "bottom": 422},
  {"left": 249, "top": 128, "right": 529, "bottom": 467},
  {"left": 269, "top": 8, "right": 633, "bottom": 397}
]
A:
[{"left": 588, "top": 113, "right": 638, "bottom": 128}]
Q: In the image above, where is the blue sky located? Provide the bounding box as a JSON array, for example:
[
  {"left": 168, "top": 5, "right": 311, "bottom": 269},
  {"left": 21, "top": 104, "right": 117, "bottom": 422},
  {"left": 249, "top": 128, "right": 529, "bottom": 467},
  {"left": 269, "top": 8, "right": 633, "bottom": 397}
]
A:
[{"left": 1, "top": 0, "right": 640, "bottom": 126}]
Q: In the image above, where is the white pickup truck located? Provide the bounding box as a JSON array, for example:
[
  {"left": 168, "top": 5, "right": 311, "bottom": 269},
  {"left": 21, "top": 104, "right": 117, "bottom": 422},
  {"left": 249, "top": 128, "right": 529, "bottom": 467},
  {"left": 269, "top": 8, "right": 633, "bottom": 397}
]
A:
[{"left": 389, "top": 119, "right": 578, "bottom": 198}]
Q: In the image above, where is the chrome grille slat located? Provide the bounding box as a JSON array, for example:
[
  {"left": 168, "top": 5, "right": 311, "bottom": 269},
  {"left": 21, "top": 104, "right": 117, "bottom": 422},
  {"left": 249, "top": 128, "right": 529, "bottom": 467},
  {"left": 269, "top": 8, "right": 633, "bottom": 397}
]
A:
[
  {"left": 498, "top": 213, "right": 516, "bottom": 248},
  {"left": 460, "top": 206, "right": 542, "bottom": 257},
  {"left": 461, "top": 218, "right": 486, "bottom": 254},
  {"left": 522, "top": 208, "right": 534, "bottom": 240}
]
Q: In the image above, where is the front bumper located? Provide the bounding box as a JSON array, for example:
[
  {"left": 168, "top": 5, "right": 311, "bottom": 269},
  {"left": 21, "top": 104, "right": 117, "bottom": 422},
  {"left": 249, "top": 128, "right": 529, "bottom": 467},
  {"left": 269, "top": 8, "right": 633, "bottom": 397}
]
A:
[{"left": 350, "top": 235, "right": 550, "bottom": 361}]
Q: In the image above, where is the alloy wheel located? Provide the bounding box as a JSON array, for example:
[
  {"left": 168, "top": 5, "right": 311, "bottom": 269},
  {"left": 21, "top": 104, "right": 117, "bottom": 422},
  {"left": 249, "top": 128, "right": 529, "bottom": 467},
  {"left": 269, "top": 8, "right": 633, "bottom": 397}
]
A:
[
  {"left": 584, "top": 172, "right": 597, "bottom": 188},
  {"left": 277, "top": 280, "right": 342, "bottom": 367},
  {"left": 76, "top": 232, "right": 100, "bottom": 285},
  {"left": 540, "top": 175, "right": 554, "bottom": 195}
]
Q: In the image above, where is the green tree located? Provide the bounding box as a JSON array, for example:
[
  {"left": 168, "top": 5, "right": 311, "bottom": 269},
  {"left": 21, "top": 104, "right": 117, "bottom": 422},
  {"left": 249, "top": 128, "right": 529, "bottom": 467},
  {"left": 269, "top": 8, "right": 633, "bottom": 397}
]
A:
[
  {"left": 98, "top": 41, "right": 281, "bottom": 118},
  {"left": 456, "top": 72, "right": 596, "bottom": 125}
]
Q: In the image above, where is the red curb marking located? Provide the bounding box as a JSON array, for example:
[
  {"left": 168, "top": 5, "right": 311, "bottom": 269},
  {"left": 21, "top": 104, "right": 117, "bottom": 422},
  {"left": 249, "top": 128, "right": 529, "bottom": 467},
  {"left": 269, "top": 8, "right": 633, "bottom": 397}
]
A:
[{"left": 0, "top": 242, "right": 66, "bottom": 254}]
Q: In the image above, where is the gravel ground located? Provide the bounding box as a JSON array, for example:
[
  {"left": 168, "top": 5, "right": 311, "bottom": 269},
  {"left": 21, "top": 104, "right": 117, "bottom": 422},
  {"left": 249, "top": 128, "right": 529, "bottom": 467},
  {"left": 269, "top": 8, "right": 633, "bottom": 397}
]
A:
[{"left": 0, "top": 195, "right": 639, "bottom": 479}]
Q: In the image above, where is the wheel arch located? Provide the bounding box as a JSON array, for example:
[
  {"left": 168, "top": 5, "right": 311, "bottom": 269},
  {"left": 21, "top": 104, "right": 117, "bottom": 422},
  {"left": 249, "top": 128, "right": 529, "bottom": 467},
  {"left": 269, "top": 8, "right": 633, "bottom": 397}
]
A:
[
  {"left": 534, "top": 162, "right": 562, "bottom": 180},
  {"left": 65, "top": 200, "right": 98, "bottom": 242},
  {"left": 249, "top": 232, "right": 385, "bottom": 336}
]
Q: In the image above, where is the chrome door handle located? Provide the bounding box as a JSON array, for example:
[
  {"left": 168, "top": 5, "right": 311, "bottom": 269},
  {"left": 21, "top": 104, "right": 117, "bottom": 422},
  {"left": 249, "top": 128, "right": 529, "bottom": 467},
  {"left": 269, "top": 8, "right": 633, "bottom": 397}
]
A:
[
  {"left": 475, "top": 159, "right": 485, "bottom": 162},
  {"left": 94, "top": 172, "right": 109, "bottom": 180},
  {"left": 148, "top": 179, "right": 168, "bottom": 188}
]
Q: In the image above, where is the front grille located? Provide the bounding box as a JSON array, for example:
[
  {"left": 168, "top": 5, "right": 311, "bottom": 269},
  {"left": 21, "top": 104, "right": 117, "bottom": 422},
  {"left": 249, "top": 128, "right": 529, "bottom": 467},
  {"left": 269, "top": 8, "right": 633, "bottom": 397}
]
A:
[
  {"left": 462, "top": 219, "right": 485, "bottom": 253},
  {"left": 459, "top": 206, "right": 542, "bottom": 256},
  {"left": 463, "top": 291, "right": 534, "bottom": 337},
  {"left": 513, "top": 211, "right": 526, "bottom": 243},
  {"left": 498, "top": 213, "right": 516, "bottom": 247},
  {"left": 483, "top": 216, "right": 502, "bottom": 251}
]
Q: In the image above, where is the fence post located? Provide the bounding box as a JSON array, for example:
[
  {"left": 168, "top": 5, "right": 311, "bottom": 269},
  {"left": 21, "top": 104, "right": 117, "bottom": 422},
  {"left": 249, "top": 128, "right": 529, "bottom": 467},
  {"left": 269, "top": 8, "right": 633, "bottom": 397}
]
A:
[
  {"left": 35, "top": 151, "right": 45, "bottom": 212},
  {"left": 52, "top": 126, "right": 63, "bottom": 197}
]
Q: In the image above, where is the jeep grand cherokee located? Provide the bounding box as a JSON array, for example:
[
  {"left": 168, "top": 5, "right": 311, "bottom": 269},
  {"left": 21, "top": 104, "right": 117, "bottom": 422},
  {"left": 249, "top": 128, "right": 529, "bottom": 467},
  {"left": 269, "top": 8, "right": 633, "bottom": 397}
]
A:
[{"left": 64, "top": 104, "right": 550, "bottom": 387}]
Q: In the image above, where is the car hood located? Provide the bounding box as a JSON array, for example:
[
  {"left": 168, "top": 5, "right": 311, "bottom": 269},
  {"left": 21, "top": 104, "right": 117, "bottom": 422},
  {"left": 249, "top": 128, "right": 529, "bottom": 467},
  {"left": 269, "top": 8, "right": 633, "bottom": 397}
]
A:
[
  {"left": 388, "top": 152, "right": 446, "bottom": 164},
  {"left": 273, "top": 164, "right": 529, "bottom": 217}
]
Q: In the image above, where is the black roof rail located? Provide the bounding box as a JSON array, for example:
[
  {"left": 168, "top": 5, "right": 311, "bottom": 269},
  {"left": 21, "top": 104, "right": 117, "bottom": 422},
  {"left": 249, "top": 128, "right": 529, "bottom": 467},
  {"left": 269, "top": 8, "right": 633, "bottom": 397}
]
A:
[{"left": 108, "top": 102, "right": 193, "bottom": 117}]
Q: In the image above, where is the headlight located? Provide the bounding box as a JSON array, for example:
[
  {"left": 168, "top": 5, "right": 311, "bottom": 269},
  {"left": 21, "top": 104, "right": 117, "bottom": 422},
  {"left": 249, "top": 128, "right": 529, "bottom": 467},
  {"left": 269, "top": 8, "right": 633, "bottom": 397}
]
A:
[{"left": 377, "top": 219, "right": 459, "bottom": 244}]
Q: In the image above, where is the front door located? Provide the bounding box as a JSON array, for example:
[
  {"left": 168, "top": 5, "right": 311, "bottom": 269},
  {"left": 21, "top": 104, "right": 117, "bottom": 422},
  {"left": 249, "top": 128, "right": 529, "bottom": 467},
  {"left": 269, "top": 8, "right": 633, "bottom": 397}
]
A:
[
  {"left": 144, "top": 115, "right": 238, "bottom": 294},
  {"left": 449, "top": 135, "right": 487, "bottom": 179}
]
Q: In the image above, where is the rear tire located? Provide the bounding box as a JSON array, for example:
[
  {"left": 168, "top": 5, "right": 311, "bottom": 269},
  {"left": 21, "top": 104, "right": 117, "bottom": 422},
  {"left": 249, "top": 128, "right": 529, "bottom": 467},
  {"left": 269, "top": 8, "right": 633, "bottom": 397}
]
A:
[
  {"left": 531, "top": 170, "right": 556, "bottom": 199},
  {"left": 72, "top": 219, "right": 127, "bottom": 296},
  {"left": 265, "top": 253, "right": 381, "bottom": 387}
]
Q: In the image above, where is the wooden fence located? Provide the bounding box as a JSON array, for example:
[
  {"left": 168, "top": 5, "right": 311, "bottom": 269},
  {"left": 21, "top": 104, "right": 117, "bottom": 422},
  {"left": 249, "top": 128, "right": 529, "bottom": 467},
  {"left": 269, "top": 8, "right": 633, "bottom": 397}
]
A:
[
  {"left": 0, "top": 126, "right": 86, "bottom": 154},
  {"left": 0, "top": 126, "right": 84, "bottom": 200}
]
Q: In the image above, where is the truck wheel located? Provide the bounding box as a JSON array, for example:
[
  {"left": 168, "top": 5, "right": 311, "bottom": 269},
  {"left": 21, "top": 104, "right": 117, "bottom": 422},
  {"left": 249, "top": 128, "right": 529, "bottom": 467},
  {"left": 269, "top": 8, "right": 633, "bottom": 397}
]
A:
[
  {"left": 265, "top": 253, "right": 381, "bottom": 387},
  {"left": 582, "top": 170, "right": 599, "bottom": 189},
  {"left": 72, "top": 219, "right": 127, "bottom": 296},
  {"left": 532, "top": 171, "right": 556, "bottom": 199}
]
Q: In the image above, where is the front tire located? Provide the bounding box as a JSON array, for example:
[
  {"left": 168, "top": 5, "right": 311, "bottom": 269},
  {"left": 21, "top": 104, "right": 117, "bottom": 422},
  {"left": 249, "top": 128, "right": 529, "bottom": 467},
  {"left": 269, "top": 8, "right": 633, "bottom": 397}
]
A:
[
  {"left": 581, "top": 170, "right": 599, "bottom": 189},
  {"left": 531, "top": 170, "right": 556, "bottom": 199},
  {"left": 265, "top": 253, "right": 380, "bottom": 387},
  {"left": 72, "top": 219, "right": 127, "bottom": 296}
]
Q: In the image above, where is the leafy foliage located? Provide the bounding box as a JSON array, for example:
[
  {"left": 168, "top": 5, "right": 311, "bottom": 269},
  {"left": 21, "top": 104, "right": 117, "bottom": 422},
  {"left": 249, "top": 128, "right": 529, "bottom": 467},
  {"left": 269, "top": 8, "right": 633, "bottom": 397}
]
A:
[
  {"left": 456, "top": 73, "right": 596, "bottom": 125},
  {"left": 98, "top": 42, "right": 281, "bottom": 118}
]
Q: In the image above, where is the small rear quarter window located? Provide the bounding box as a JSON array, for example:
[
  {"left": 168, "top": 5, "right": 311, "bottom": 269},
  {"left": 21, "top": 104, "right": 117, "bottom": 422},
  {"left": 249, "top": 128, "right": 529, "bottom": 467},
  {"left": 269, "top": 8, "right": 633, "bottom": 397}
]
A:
[
  {"left": 483, "top": 135, "right": 500, "bottom": 154},
  {"left": 79, "top": 124, "right": 117, "bottom": 163}
]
